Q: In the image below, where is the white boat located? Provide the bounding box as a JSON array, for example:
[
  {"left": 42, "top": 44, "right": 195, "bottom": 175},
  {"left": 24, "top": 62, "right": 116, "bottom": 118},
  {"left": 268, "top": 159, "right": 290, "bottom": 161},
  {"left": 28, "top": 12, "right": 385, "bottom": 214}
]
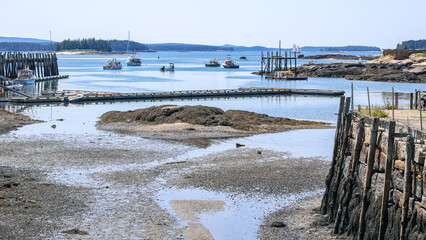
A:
[
  {"left": 160, "top": 63, "right": 174, "bottom": 71},
  {"left": 126, "top": 31, "right": 142, "bottom": 66},
  {"left": 222, "top": 56, "right": 239, "bottom": 69},
  {"left": 126, "top": 55, "right": 142, "bottom": 66},
  {"left": 13, "top": 69, "right": 36, "bottom": 85},
  {"left": 103, "top": 58, "right": 122, "bottom": 70}
]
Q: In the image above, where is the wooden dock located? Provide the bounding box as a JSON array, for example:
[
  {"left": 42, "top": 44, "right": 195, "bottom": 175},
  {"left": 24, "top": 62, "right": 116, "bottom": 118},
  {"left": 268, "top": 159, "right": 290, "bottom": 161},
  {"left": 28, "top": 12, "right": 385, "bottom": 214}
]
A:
[
  {"left": 1, "top": 87, "right": 345, "bottom": 104},
  {"left": 36, "top": 75, "right": 69, "bottom": 82}
]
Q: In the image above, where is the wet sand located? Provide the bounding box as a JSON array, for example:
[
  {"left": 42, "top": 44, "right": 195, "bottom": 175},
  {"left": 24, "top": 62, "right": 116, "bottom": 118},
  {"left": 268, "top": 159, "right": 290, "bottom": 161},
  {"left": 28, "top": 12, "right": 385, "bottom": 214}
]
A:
[{"left": 0, "top": 109, "right": 334, "bottom": 239}]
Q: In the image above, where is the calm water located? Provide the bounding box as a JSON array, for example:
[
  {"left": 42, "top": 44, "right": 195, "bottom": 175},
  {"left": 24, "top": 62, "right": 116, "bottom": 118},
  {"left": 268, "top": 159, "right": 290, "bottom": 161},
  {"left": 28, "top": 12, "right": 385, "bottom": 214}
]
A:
[{"left": 3, "top": 51, "right": 426, "bottom": 239}]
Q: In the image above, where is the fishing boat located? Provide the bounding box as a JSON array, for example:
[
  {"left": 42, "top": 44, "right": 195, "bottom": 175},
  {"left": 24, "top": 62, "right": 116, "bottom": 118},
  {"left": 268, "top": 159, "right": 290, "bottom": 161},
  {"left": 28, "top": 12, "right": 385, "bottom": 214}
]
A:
[
  {"left": 205, "top": 58, "right": 220, "bottom": 67},
  {"left": 103, "top": 59, "right": 122, "bottom": 70},
  {"left": 222, "top": 56, "right": 239, "bottom": 69},
  {"left": 13, "top": 69, "right": 36, "bottom": 85},
  {"left": 160, "top": 63, "right": 174, "bottom": 71},
  {"left": 126, "top": 55, "right": 142, "bottom": 66},
  {"left": 126, "top": 31, "right": 142, "bottom": 66}
]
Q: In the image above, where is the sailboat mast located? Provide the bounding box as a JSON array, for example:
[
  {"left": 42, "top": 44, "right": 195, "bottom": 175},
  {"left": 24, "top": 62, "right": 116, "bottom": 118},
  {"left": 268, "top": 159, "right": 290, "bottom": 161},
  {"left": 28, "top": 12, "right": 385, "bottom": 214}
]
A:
[{"left": 127, "top": 30, "right": 130, "bottom": 55}]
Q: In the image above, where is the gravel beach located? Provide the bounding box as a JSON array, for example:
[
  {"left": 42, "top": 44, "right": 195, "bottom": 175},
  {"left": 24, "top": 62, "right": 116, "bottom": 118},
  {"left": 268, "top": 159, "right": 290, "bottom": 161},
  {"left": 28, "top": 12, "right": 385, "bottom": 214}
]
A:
[{"left": 0, "top": 109, "right": 334, "bottom": 239}]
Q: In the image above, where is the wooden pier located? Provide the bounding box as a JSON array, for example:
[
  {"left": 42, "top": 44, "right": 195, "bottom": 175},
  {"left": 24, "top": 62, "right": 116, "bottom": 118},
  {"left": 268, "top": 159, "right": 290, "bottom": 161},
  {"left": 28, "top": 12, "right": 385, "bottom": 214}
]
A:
[
  {"left": 1, "top": 87, "right": 345, "bottom": 104},
  {"left": 0, "top": 52, "right": 59, "bottom": 78}
]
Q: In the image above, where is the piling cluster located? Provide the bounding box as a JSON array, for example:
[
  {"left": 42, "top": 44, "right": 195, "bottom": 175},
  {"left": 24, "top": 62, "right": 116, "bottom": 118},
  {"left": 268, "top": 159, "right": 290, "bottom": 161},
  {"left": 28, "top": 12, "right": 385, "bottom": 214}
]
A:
[
  {"left": 0, "top": 52, "right": 59, "bottom": 81},
  {"left": 322, "top": 96, "right": 425, "bottom": 239}
]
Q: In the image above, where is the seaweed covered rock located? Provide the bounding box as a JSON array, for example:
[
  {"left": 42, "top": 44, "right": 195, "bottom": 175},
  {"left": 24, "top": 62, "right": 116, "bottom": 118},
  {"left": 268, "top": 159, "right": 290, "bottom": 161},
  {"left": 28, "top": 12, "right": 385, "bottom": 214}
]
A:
[{"left": 99, "top": 105, "right": 328, "bottom": 132}]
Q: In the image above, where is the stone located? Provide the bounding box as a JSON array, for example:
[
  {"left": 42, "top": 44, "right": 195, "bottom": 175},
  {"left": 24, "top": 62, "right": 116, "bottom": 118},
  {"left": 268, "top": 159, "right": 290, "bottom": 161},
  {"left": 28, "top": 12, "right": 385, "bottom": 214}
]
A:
[
  {"left": 270, "top": 221, "right": 286, "bottom": 228},
  {"left": 236, "top": 143, "right": 245, "bottom": 148},
  {"left": 413, "top": 145, "right": 426, "bottom": 165},
  {"left": 61, "top": 228, "right": 89, "bottom": 235}
]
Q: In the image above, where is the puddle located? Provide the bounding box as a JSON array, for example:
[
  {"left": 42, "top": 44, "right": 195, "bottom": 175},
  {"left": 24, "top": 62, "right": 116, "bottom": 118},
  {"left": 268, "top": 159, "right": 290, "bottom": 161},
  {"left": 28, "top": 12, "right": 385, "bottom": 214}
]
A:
[{"left": 157, "top": 188, "right": 323, "bottom": 240}]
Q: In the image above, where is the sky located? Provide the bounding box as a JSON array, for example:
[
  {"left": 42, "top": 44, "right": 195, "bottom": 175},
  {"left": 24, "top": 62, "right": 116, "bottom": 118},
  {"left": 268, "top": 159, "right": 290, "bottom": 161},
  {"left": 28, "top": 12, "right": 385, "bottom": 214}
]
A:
[{"left": 1, "top": 0, "right": 425, "bottom": 49}]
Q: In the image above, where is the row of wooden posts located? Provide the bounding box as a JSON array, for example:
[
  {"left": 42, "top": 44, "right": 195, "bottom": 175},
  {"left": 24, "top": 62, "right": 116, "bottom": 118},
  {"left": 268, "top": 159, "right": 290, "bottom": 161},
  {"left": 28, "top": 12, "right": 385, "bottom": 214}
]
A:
[
  {"left": 323, "top": 96, "right": 423, "bottom": 239},
  {"left": 260, "top": 51, "right": 298, "bottom": 75},
  {"left": 0, "top": 52, "right": 59, "bottom": 82}
]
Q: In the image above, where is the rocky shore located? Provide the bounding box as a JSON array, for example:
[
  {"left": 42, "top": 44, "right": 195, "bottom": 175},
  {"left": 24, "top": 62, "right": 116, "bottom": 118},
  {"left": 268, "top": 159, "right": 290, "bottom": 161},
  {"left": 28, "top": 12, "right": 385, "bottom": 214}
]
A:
[
  {"left": 297, "top": 53, "right": 426, "bottom": 82},
  {"left": 0, "top": 109, "right": 42, "bottom": 134},
  {"left": 300, "top": 54, "right": 379, "bottom": 60}
]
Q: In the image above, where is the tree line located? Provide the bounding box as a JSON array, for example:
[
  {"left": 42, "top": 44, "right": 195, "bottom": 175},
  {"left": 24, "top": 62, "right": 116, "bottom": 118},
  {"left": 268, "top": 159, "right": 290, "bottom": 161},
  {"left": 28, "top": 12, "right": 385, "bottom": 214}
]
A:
[
  {"left": 397, "top": 39, "right": 426, "bottom": 49},
  {"left": 55, "top": 38, "right": 112, "bottom": 52},
  {"left": 0, "top": 42, "right": 54, "bottom": 51}
]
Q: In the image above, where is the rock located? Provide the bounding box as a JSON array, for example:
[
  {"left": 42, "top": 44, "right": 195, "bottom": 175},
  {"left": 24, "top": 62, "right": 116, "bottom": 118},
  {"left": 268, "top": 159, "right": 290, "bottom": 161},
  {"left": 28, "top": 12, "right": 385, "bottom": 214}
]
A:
[
  {"left": 61, "top": 228, "right": 89, "bottom": 235},
  {"left": 236, "top": 143, "right": 245, "bottom": 148},
  {"left": 51, "top": 124, "right": 56, "bottom": 129},
  {"left": 257, "top": 150, "right": 262, "bottom": 154},
  {"left": 270, "top": 221, "right": 286, "bottom": 228},
  {"left": 98, "top": 105, "right": 327, "bottom": 132},
  {"left": 3, "top": 183, "right": 12, "bottom": 188}
]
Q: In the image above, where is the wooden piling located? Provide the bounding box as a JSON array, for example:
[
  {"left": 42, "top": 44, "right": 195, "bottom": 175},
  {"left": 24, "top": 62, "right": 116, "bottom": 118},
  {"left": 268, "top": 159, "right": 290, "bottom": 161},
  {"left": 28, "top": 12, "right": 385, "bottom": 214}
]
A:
[
  {"left": 321, "top": 96, "right": 346, "bottom": 214},
  {"left": 410, "top": 92, "right": 414, "bottom": 110},
  {"left": 400, "top": 135, "right": 413, "bottom": 240},
  {"left": 358, "top": 117, "right": 380, "bottom": 240},
  {"left": 329, "top": 98, "right": 352, "bottom": 222},
  {"left": 334, "top": 118, "right": 365, "bottom": 234},
  {"left": 378, "top": 121, "right": 396, "bottom": 240}
]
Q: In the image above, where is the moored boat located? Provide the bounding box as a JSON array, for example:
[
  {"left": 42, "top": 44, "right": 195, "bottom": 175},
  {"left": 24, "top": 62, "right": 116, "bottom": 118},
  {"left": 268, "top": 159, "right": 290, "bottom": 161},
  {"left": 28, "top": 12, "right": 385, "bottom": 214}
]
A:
[
  {"left": 160, "top": 63, "right": 174, "bottom": 71},
  {"left": 126, "top": 55, "right": 142, "bottom": 66},
  {"left": 205, "top": 58, "right": 220, "bottom": 67},
  {"left": 103, "top": 59, "right": 122, "bottom": 70},
  {"left": 222, "top": 56, "right": 239, "bottom": 69},
  {"left": 13, "top": 69, "right": 36, "bottom": 85}
]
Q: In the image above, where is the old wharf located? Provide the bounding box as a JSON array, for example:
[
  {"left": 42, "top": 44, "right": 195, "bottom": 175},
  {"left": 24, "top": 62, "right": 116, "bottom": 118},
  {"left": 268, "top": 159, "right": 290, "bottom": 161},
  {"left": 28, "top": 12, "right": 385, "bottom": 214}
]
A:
[
  {"left": 0, "top": 87, "right": 345, "bottom": 104},
  {"left": 0, "top": 52, "right": 69, "bottom": 86}
]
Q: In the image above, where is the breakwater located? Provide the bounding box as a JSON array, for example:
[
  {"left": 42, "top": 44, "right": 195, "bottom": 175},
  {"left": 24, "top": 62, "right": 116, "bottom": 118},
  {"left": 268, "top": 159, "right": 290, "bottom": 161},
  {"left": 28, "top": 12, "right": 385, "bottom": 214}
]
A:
[
  {"left": 322, "top": 96, "right": 425, "bottom": 239},
  {"left": 1, "top": 87, "right": 345, "bottom": 103}
]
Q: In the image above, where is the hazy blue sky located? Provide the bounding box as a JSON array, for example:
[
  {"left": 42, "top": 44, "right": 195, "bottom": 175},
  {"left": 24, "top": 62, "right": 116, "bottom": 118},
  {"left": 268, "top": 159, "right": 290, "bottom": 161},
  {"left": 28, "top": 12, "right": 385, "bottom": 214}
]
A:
[{"left": 2, "top": 0, "right": 425, "bottom": 48}]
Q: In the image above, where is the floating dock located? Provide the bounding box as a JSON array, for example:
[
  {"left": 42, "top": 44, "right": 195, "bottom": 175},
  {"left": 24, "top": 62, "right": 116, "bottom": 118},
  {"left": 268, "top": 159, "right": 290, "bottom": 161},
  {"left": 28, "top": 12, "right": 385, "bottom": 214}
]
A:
[
  {"left": 36, "top": 75, "right": 69, "bottom": 82},
  {"left": 1, "top": 87, "right": 344, "bottom": 104}
]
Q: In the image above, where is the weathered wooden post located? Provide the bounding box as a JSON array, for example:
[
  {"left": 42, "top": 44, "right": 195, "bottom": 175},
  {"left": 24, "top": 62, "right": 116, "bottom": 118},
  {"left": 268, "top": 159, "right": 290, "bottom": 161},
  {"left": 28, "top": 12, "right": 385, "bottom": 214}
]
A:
[
  {"left": 358, "top": 117, "right": 380, "bottom": 240},
  {"left": 378, "top": 120, "right": 396, "bottom": 240},
  {"left": 321, "top": 96, "right": 346, "bottom": 214},
  {"left": 334, "top": 117, "right": 365, "bottom": 234},
  {"left": 410, "top": 92, "right": 414, "bottom": 109},
  {"left": 367, "top": 87, "right": 371, "bottom": 116},
  {"left": 329, "top": 97, "right": 352, "bottom": 222},
  {"left": 400, "top": 135, "right": 413, "bottom": 240}
]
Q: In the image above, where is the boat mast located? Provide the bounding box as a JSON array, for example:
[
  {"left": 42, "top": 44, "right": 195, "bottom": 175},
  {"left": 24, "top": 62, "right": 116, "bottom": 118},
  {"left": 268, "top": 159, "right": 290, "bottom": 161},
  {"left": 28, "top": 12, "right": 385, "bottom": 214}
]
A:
[{"left": 127, "top": 30, "right": 130, "bottom": 56}]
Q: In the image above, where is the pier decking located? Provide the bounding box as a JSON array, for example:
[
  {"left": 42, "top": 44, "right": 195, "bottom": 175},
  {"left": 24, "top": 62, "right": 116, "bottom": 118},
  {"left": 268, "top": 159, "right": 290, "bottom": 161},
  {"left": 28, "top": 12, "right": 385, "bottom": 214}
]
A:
[{"left": 1, "top": 87, "right": 344, "bottom": 104}]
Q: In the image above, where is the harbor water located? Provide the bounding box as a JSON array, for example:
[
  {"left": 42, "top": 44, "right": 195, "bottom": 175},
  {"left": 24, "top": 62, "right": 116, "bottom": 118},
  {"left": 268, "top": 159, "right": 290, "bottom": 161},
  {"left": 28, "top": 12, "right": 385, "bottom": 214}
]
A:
[{"left": 2, "top": 51, "right": 426, "bottom": 239}]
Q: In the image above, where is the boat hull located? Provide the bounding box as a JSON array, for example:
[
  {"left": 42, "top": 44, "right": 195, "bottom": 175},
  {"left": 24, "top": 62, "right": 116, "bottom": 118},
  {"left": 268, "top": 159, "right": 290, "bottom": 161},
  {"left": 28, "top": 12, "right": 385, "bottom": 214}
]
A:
[
  {"left": 103, "top": 66, "right": 122, "bottom": 70},
  {"left": 126, "top": 62, "right": 141, "bottom": 66},
  {"left": 13, "top": 78, "right": 35, "bottom": 85},
  {"left": 205, "top": 63, "right": 220, "bottom": 67},
  {"left": 222, "top": 65, "right": 239, "bottom": 69}
]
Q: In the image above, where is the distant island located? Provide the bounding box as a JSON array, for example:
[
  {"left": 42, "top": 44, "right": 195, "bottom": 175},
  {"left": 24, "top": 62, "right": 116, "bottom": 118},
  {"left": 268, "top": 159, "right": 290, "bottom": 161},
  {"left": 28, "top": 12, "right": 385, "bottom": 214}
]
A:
[
  {"left": 146, "top": 43, "right": 234, "bottom": 52},
  {"left": 320, "top": 46, "right": 381, "bottom": 52},
  {"left": 0, "top": 36, "right": 382, "bottom": 53}
]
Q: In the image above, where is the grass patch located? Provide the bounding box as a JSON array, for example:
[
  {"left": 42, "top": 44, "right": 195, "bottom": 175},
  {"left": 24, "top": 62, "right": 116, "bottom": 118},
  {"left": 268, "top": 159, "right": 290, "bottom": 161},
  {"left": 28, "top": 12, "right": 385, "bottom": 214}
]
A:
[{"left": 359, "top": 106, "right": 389, "bottom": 118}]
